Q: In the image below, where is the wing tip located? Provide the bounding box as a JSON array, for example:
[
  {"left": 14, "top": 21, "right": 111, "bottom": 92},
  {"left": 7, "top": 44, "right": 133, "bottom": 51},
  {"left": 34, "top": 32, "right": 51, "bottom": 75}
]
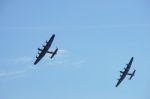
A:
[{"left": 115, "top": 84, "right": 119, "bottom": 87}]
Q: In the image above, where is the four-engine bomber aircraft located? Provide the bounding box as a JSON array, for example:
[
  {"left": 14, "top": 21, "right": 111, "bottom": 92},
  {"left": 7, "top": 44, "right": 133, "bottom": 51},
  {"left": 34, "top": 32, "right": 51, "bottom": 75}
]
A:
[
  {"left": 33, "top": 34, "right": 136, "bottom": 87},
  {"left": 115, "top": 57, "right": 136, "bottom": 87},
  {"left": 34, "top": 34, "right": 58, "bottom": 65}
]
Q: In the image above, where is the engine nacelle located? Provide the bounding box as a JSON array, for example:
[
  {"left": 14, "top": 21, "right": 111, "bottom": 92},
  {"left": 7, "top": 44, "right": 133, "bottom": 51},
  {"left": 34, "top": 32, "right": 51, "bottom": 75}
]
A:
[{"left": 38, "top": 48, "right": 42, "bottom": 51}]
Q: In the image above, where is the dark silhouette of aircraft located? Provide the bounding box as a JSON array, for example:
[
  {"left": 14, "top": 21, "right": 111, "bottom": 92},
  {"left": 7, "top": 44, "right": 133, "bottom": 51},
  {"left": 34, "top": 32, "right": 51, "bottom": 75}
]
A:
[
  {"left": 115, "top": 57, "right": 136, "bottom": 87},
  {"left": 34, "top": 34, "right": 58, "bottom": 65}
]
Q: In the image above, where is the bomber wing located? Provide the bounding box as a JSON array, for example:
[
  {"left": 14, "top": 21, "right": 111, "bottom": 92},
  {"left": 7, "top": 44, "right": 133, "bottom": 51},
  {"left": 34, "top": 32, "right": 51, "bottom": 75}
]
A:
[{"left": 115, "top": 70, "right": 127, "bottom": 87}]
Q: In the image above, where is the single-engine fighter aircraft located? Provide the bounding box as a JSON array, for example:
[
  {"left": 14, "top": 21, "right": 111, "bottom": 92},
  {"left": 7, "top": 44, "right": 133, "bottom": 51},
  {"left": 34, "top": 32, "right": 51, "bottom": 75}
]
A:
[
  {"left": 34, "top": 34, "right": 58, "bottom": 65},
  {"left": 115, "top": 57, "right": 136, "bottom": 87}
]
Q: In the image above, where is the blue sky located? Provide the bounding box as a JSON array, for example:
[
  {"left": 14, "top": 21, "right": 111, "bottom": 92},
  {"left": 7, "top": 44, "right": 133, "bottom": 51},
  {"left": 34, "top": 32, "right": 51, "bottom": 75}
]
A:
[{"left": 0, "top": 0, "right": 150, "bottom": 99}]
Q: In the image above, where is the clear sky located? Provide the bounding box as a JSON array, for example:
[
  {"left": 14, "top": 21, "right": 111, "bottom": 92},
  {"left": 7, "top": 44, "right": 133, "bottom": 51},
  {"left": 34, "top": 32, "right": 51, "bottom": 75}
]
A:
[{"left": 0, "top": 0, "right": 150, "bottom": 99}]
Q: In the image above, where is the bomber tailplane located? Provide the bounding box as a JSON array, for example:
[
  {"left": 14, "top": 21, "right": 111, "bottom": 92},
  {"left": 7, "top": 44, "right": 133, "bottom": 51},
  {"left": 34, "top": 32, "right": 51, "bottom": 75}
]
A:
[
  {"left": 50, "top": 48, "right": 58, "bottom": 59},
  {"left": 128, "top": 69, "right": 136, "bottom": 80}
]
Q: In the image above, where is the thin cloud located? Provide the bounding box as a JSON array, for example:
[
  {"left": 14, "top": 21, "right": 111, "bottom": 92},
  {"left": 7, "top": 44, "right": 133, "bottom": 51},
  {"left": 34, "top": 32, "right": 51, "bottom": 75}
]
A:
[
  {"left": 58, "top": 60, "right": 86, "bottom": 69},
  {"left": 50, "top": 56, "right": 86, "bottom": 70},
  {"left": 101, "top": 23, "right": 150, "bottom": 28},
  {"left": 0, "top": 49, "right": 85, "bottom": 79},
  {"left": 0, "top": 65, "right": 38, "bottom": 78},
  {"left": 0, "top": 70, "right": 28, "bottom": 77},
  {"left": 54, "top": 49, "right": 86, "bottom": 69},
  {"left": 8, "top": 56, "right": 33, "bottom": 64},
  {"left": 1, "top": 24, "right": 150, "bottom": 31},
  {"left": 57, "top": 49, "right": 68, "bottom": 57},
  {"left": 58, "top": 49, "right": 68, "bottom": 54},
  {"left": 8, "top": 49, "right": 67, "bottom": 64}
]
